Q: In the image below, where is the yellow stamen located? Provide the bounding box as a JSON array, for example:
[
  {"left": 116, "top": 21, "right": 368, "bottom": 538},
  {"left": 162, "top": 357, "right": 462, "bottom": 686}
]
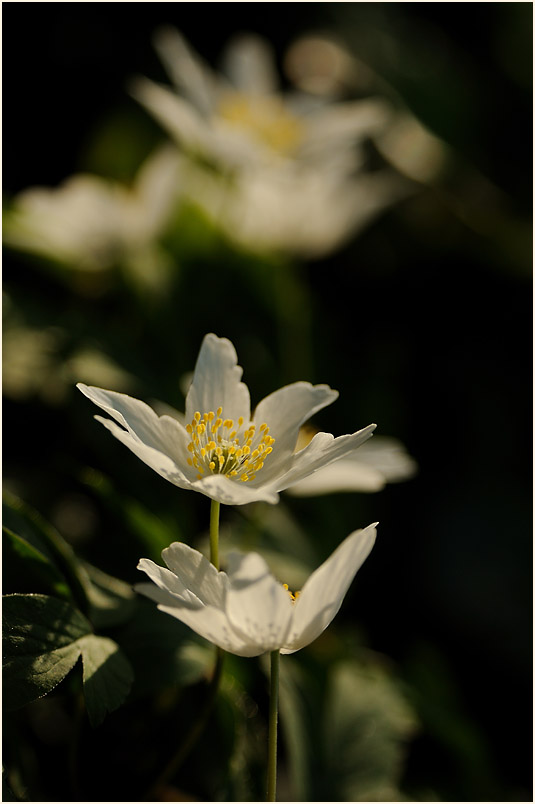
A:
[
  {"left": 282, "top": 583, "right": 300, "bottom": 602},
  {"left": 186, "top": 406, "right": 276, "bottom": 483}
]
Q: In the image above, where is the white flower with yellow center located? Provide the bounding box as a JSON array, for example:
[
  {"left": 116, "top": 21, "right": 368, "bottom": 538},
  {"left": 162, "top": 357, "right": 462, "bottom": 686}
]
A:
[
  {"left": 136, "top": 523, "right": 377, "bottom": 657},
  {"left": 130, "top": 28, "right": 408, "bottom": 258},
  {"left": 77, "top": 333, "right": 375, "bottom": 506}
]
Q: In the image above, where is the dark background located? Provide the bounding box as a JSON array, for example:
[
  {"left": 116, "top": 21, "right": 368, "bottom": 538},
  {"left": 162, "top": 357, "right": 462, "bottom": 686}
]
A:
[{"left": 3, "top": 3, "right": 532, "bottom": 801}]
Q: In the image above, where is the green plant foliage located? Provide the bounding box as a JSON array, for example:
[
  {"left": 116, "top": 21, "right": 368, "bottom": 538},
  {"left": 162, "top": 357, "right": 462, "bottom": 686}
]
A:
[
  {"left": 3, "top": 493, "right": 92, "bottom": 615},
  {"left": 3, "top": 594, "right": 133, "bottom": 727},
  {"left": 81, "top": 468, "right": 180, "bottom": 561},
  {"left": 324, "top": 659, "right": 418, "bottom": 801},
  {"left": 77, "top": 633, "right": 134, "bottom": 727},
  {"left": 3, "top": 525, "right": 73, "bottom": 601},
  {"left": 81, "top": 561, "right": 136, "bottom": 629},
  {"left": 118, "top": 598, "right": 212, "bottom": 698}
]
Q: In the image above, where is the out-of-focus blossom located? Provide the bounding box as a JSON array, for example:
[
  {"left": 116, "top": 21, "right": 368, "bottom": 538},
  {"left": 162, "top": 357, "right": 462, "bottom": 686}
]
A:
[
  {"left": 288, "top": 429, "right": 417, "bottom": 495},
  {"left": 77, "top": 333, "right": 376, "bottom": 506},
  {"left": 2, "top": 321, "right": 65, "bottom": 403},
  {"left": 136, "top": 523, "right": 377, "bottom": 656},
  {"left": 3, "top": 146, "right": 181, "bottom": 283},
  {"left": 131, "top": 28, "right": 410, "bottom": 258},
  {"left": 2, "top": 295, "right": 136, "bottom": 403}
]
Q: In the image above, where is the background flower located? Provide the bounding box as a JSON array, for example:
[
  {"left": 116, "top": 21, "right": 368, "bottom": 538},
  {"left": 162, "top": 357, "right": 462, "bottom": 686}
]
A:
[
  {"left": 3, "top": 146, "right": 182, "bottom": 289},
  {"left": 130, "top": 27, "right": 412, "bottom": 258}
]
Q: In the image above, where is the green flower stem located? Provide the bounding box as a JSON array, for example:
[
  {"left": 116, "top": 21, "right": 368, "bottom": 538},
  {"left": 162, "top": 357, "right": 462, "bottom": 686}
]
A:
[
  {"left": 210, "top": 499, "right": 221, "bottom": 570},
  {"left": 267, "top": 649, "right": 280, "bottom": 802},
  {"left": 146, "top": 500, "right": 224, "bottom": 800}
]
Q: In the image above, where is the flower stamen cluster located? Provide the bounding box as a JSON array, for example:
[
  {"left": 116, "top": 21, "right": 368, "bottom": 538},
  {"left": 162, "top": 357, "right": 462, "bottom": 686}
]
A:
[
  {"left": 282, "top": 583, "right": 300, "bottom": 603},
  {"left": 186, "top": 407, "right": 275, "bottom": 482}
]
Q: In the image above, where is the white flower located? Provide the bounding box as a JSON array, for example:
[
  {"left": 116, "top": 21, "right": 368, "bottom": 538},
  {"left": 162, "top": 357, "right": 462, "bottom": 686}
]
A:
[
  {"left": 135, "top": 523, "right": 377, "bottom": 657},
  {"left": 3, "top": 146, "right": 181, "bottom": 277},
  {"left": 288, "top": 431, "right": 417, "bottom": 495},
  {"left": 130, "top": 28, "right": 408, "bottom": 258},
  {"left": 77, "top": 333, "right": 375, "bottom": 506}
]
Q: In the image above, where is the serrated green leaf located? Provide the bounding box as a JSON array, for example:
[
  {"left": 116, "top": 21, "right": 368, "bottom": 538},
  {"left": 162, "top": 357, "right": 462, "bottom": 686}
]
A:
[
  {"left": 3, "top": 526, "right": 72, "bottom": 600},
  {"left": 78, "top": 634, "right": 134, "bottom": 727},
  {"left": 2, "top": 594, "right": 133, "bottom": 727},
  {"left": 2, "top": 594, "right": 92, "bottom": 709}
]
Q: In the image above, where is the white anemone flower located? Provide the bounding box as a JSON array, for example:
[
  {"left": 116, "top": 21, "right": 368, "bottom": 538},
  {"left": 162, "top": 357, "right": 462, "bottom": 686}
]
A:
[
  {"left": 3, "top": 146, "right": 181, "bottom": 277},
  {"left": 136, "top": 523, "right": 377, "bottom": 657},
  {"left": 77, "top": 333, "right": 375, "bottom": 506},
  {"left": 130, "top": 28, "right": 408, "bottom": 258}
]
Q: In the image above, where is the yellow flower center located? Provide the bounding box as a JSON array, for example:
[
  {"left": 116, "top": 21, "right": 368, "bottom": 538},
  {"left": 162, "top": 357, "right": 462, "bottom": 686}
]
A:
[
  {"left": 186, "top": 407, "right": 275, "bottom": 482},
  {"left": 218, "top": 93, "right": 304, "bottom": 155},
  {"left": 283, "top": 583, "right": 301, "bottom": 603}
]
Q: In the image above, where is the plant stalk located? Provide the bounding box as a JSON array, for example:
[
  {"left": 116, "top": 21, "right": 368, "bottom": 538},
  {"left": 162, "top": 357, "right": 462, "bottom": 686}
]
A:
[
  {"left": 210, "top": 499, "right": 220, "bottom": 570},
  {"left": 267, "top": 649, "right": 280, "bottom": 802}
]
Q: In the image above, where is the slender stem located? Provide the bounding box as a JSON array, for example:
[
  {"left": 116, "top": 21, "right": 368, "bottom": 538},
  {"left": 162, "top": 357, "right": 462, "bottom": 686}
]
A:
[
  {"left": 267, "top": 649, "right": 280, "bottom": 802},
  {"left": 210, "top": 499, "right": 221, "bottom": 570},
  {"left": 146, "top": 499, "right": 224, "bottom": 800}
]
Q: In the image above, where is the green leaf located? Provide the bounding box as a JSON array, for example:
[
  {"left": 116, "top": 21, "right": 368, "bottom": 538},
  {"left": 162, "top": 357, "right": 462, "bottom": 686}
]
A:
[
  {"left": 278, "top": 659, "right": 312, "bottom": 802},
  {"left": 2, "top": 594, "right": 133, "bottom": 726},
  {"left": 81, "top": 561, "right": 136, "bottom": 629},
  {"left": 323, "top": 658, "right": 418, "bottom": 801},
  {"left": 2, "top": 493, "right": 91, "bottom": 614},
  {"left": 78, "top": 634, "right": 134, "bottom": 727},
  {"left": 3, "top": 594, "right": 92, "bottom": 709},
  {"left": 3, "top": 525, "right": 72, "bottom": 600}
]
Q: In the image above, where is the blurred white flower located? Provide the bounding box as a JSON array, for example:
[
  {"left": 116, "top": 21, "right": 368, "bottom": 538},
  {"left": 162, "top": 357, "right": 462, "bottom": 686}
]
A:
[
  {"left": 3, "top": 146, "right": 181, "bottom": 280},
  {"left": 136, "top": 523, "right": 377, "bottom": 657},
  {"left": 288, "top": 429, "right": 417, "bottom": 495},
  {"left": 131, "top": 28, "right": 409, "bottom": 258},
  {"left": 77, "top": 333, "right": 375, "bottom": 506}
]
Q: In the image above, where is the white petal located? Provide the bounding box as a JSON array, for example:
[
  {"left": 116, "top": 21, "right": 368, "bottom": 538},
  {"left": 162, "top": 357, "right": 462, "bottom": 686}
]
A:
[
  {"left": 152, "top": 26, "right": 218, "bottom": 116},
  {"left": 77, "top": 384, "right": 188, "bottom": 458},
  {"left": 251, "top": 382, "right": 338, "bottom": 482},
  {"left": 222, "top": 34, "right": 279, "bottom": 95},
  {"left": 136, "top": 557, "right": 199, "bottom": 604},
  {"left": 160, "top": 542, "right": 227, "bottom": 607},
  {"left": 185, "top": 333, "right": 250, "bottom": 424},
  {"left": 351, "top": 437, "right": 418, "bottom": 483},
  {"left": 273, "top": 424, "right": 376, "bottom": 492},
  {"left": 193, "top": 473, "right": 279, "bottom": 506},
  {"left": 302, "top": 99, "right": 391, "bottom": 153},
  {"left": 131, "top": 77, "right": 214, "bottom": 154},
  {"left": 225, "top": 552, "right": 293, "bottom": 653},
  {"left": 288, "top": 436, "right": 417, "bottom": 495},
  {"left": 92, "top": 415, "right": 193, "bottom": 487},
  {"left": 135, "top": 581, "right": 257, "bottom": 657},
  {"left": 281, "top": 524, "right": 377, "bottom": 654},
  {"left": 287, "top": 458, "right": 386, "bottom": 495}
]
